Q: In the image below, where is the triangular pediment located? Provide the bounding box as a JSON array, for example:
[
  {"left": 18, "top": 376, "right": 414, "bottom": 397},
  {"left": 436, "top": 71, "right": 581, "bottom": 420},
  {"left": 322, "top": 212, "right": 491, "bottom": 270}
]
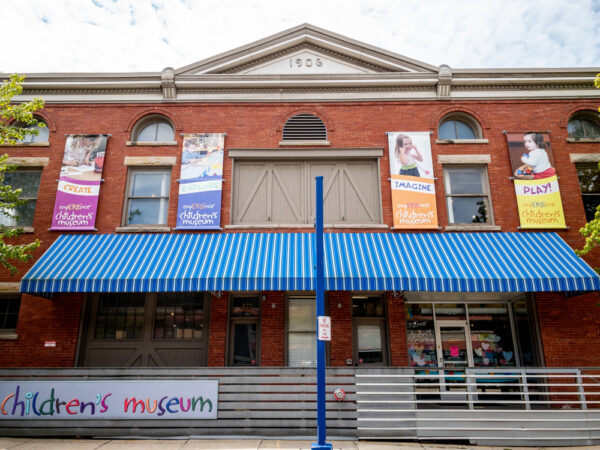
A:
[{"left": 176, "top": 24, "right": 439, "bottom": 76}]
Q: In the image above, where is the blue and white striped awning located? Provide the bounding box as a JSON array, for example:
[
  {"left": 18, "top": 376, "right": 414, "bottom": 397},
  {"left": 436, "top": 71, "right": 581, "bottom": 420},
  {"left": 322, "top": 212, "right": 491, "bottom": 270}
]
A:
[{"left": 20, "top": 232, "right": 600, "bottom": 294}]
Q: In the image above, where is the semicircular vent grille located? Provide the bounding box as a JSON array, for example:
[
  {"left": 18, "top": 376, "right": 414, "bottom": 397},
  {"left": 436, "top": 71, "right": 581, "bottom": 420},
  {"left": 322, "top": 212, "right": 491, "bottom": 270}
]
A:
[{"left": 282, "top": 113, "right": 327, "bottom": 141}]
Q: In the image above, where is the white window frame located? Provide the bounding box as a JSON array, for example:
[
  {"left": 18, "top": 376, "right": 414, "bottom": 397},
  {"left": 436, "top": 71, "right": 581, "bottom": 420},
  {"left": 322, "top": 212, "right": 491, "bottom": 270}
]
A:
[{"left": 122, "top": 167, "right": 171, "bottom": 227}]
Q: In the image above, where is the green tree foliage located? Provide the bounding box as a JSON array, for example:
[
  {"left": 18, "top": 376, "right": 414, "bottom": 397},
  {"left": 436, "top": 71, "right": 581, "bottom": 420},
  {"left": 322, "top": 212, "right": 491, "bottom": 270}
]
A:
[
  {"left": 0, "top": 74, "right": 44, "bottom": 273},
  {"left": 577, "top": 72, "right": 600, "bottom": 258}
]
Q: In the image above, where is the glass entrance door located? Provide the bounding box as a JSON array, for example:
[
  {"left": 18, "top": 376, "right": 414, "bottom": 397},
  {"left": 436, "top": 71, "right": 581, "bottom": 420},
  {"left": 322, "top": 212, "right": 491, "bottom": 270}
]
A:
[
  {"left": 435, "top": 322, "right": 473, "bottom": 399},
  {"left": 435, "top": 323, "right": 473, "bottom": 368}
]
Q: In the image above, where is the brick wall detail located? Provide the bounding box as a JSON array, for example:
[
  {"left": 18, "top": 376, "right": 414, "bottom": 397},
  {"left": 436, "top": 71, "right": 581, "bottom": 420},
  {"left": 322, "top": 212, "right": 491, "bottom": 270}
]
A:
[{"left": 0, "top": 293, "right": 82, "bottom": 367}]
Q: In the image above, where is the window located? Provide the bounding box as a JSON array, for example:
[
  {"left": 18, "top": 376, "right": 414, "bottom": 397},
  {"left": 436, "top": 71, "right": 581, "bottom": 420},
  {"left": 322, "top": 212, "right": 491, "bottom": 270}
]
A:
[
  {"left": 405, "top": 298, "right": 541, "bottom": 368},
  {"left": 94, "top": 293, "right": 145, "bottom": 340},
  {"left": 568, "top": 112, "right": 600, "bottom": 140},
  {"left": 229, "top": 296, "right": 260, "bottom": 366},
  {"left": 124, "top": 169, "right": 170, "bottom": 226},
  {"left": 352, "top": 295, "right": 387, "bottom": 366},
  {"left": 17, "top": 119, "right": 49, "bottom": 144},
  {"left": 288, "top": 297, "right": 316, "bottom": 367},
  {"left": 132, "top": 115, "right": 175, "bottom": 143},
  {"left": 444, "top": 166, "right": 493, "bottom": 224},
  {"left": 154, "top": 293, "right": 205, "bottom": 339},
  {"left": 282, "top": 113, "right": 326, "bottom": 141},
  {"left": 232, "top": 160, "right": 381, "bottom": 225},
  {"left": 439, "top": 113, "right": 481, "bottom": 140},
  {"left": 0, "top": 296, "right": 20, "bottom": 334},
  {"left": 0, "top": 168, "right": 42, "bottom": 227},
  {"left": 575, "top": 162, "right": 600, "bottom": 221}
]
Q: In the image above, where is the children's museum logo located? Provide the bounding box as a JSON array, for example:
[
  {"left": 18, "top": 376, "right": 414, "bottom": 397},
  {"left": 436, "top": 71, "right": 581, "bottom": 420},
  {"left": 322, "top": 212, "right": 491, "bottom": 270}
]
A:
[{"left": 0, "top": 381, "right": 218, "bottom": 420}]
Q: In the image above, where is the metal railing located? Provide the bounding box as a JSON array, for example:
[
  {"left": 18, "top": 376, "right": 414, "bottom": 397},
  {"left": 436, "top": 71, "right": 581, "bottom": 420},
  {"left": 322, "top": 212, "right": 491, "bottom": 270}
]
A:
[{"left": 356, "top": 367, "right": 600, "bottom": 446}]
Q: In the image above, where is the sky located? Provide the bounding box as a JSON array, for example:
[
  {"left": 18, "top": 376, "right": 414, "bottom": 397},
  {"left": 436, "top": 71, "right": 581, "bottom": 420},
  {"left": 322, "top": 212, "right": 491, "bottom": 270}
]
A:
[{"left": 2, "top": 0, "right": 600, "bottom": 74}]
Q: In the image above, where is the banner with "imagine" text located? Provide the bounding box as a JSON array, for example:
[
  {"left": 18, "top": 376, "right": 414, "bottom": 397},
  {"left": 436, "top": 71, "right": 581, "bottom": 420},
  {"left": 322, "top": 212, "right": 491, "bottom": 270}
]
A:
[{"left": 388, "top": 131, "right": 438, "bottom": 229}]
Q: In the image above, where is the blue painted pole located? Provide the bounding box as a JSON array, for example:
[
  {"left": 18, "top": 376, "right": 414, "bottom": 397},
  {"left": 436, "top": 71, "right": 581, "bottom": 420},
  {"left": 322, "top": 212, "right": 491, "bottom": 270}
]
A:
[{"left": 312, "top": 176, "right": 332, "bottom": 450}]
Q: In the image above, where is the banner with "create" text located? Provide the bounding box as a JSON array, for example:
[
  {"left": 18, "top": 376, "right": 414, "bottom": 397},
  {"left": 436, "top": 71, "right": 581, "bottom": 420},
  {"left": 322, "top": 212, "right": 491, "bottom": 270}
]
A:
[{"left": 51, "top": 134, "right": 108, "bottom": 230}]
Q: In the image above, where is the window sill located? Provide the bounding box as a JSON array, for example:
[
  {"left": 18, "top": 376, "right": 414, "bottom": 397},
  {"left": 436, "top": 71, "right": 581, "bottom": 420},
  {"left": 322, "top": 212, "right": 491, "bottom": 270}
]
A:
[
  {"left": 436, "top": 139, "right": 489, "bottom": 145},
  {"left": 278, "top": 140, "right": 330, "bottom": 147},
  {"left": 445, "top": 224, "right": 501, "bottom": 231},
  {"left": 115, "top": 226, "right": 171, "bottom": 233},
  {"left": 123, "top": 156, "right": 177, "bottom": 166},
  {"left": 438, "top": 154, "right": 491, "bottom": 164},
  {"left": 225, "top": 223, "right": 388, "bottom": 229},
  {"left": 566, "top": 138, "right": 600, "bottom": 143},
  {"left": 570, "top": 153, "right": 600, "bottom": 163},
  {"left": 0, "top": 333, "right": 18, "bottom": 340},
  {"left": 0, "top": 142, "right": 49, "bottom": 147},
  {"left": 126, "top": 141, "right": 178, "bottom": 146},
  {"left": 2, "top": 226, "right": 34, "bottom": 234}
]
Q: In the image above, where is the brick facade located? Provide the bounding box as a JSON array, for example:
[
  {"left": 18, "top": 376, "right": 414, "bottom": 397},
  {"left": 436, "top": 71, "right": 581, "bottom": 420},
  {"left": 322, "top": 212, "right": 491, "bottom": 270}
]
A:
[{"left": 2, "top": 99, "right": 600, "bottom": 368}]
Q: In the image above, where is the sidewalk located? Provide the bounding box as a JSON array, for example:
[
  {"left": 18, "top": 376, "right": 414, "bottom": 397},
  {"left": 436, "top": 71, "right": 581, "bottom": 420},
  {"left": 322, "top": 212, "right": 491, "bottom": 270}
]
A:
[{"left": 0, "top": 438, "right": 597, "bottom": 450}]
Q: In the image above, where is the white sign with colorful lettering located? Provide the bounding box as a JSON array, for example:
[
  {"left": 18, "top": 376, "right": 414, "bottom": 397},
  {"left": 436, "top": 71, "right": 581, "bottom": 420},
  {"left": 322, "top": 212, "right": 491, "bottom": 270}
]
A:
[{"left": 0, "top": 380, "right": 218, "bottom": 420}]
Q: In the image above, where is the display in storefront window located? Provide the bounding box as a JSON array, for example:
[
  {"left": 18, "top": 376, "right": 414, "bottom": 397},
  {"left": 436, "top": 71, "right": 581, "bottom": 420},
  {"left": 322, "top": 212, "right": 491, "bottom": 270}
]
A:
[
  {"left": 468, "top": 304, "right": 516, "bottom": 367},
  {"left": 405, "top": 304, "right": 436, "bottom": 367}
]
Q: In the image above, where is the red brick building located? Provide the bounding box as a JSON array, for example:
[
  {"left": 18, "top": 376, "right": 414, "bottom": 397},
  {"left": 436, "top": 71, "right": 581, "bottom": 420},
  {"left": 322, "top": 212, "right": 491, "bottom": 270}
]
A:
[{"left": 1, "top": 24, "right": 600, "bottom": 444}]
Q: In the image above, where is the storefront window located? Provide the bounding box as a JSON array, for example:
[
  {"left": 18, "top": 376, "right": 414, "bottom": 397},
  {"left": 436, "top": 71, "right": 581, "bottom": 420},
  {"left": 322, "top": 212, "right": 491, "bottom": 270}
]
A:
[
  {"left": 405, "top": 303, "right": 436, "bottom": 367},
  {"left": 405, "top": 300, "right": 539, "bottom": 368},
  {"left": 468, "top": 303, "right": 516, "bottom": 367},
  {"left": 154, "top": 293, "right": 204, "bottom": 339},
  {"left": 288, "top": 297, "right": 316, "bottom": 367}
]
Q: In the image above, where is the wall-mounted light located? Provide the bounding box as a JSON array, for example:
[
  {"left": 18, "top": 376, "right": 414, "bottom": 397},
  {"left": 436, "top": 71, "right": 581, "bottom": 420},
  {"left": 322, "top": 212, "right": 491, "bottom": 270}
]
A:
[
  {"left": 271, "top": 303, "right": 276, "bottom": 309},
  {"left": 337, "top": 302, "right": 342, "bottom": 309}
]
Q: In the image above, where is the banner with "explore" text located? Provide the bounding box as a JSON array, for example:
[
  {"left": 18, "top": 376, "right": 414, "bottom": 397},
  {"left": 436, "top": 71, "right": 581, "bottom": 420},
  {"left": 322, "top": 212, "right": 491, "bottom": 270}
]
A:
[
  {"left": 176, "top": 133, "right": 225, "bottom": 230},
  {"left": 388, "top": 132, "right": 438, "bottom": 229}
]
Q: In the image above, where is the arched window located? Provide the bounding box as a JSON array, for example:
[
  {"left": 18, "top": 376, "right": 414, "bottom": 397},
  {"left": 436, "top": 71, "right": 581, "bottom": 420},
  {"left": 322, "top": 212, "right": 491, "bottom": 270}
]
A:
[
  {"left": 18, "top": 119, "right": 49, "bottom": 144},
  {"left": 282, "top": 113, "right": 327, "bottom": 141},
  {"left": 132, "top": 115, "right": 175, "bottom": 143},
  {"left": 568, "top": 111, "right": 600, "bottom": 140},
  {"left": 438, "top": 113, "right": 482, "bottom": 140}
]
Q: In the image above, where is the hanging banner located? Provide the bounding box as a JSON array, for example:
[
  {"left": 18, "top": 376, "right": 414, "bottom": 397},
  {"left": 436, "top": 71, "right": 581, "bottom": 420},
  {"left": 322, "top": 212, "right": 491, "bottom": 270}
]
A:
[
  {"left": 176, "top": 133, "right": 225, "bottom": 230},
  {"left": 51, "top": 135, "right": 107, "bottom": 230},
  {"left": 506, "top": 132, "right": 566, "bottom": 229},
  {"left": 387, "top": 132, "right": 438, "bottom": 229}
]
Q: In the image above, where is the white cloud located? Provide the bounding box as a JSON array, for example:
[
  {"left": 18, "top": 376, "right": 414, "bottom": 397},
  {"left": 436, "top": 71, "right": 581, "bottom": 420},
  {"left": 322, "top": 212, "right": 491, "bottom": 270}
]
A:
[{"left": 1, "top": 0, "right": 598, "bottom": 73}]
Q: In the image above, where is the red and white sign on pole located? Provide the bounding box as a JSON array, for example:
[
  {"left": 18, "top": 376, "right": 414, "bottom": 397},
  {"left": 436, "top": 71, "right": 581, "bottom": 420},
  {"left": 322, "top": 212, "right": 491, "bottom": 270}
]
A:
[{"left": 318, "top": 316, "right": 331, "bottom": 341}]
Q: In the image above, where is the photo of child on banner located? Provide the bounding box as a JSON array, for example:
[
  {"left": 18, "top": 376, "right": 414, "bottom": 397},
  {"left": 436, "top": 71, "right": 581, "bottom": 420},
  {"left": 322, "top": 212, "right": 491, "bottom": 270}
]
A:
[
  {"left": 506, "top": 132, "right": 565, "bottom": 229},
  {"left": 51, "top": 134, "right": 108, "bottom": 230},
  {"left": 176, "top": 133, "right": 225, "bottom": 230},
  {"left": 387, "top": 132, "right": 438, "bottom": 229}
]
